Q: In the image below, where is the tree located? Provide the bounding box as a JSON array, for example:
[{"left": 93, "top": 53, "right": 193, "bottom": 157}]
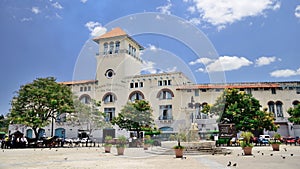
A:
[
  {"left": 9, "top": 77, "right": 74, "bottom": 139},
  {"left": 287, "top": 104, "right": 300, "bottom": 124},
  {"left": 112, "top": 100, "right": 154, "bottom": 138},
  {"left": 68, "top": 99, "right": 110, "bottom": 137},
  {"left": 209, "top": 88, "right": 278, "bottom": 133},
  {"left": 0, "top": 114, "right": 9, "bottom": 132}
]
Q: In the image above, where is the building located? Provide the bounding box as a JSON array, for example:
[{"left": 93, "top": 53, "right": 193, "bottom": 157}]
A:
[{"left": 9, "top": 28, "right": 300, "bottom": 141}]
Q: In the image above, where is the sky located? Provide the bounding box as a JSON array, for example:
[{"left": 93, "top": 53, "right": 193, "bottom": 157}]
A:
[{"left": 0, "top": 0, "right": 300, "bottom": 115}]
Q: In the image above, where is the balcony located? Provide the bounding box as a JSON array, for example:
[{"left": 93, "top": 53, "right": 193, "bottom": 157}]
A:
[{"left": 158, "top": 116, "right": 173, "bottom": 123}]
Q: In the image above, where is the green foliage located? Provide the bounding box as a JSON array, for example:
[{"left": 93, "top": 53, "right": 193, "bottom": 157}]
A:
[
  {"left": 112, "top": 100, "right": 154, "bottom": 138},
  {"left": 173, "top": 145, "right": 185, "bottom": 149},
  {"left": 104, "top": 135, "right": 113, "bottom": 146},
  {"left": 240, "top": 131, "right": 254, "bottom": 148},
  {"left": 9, "top": 77, "right": 74, "bottom": 139},
  {"left": 270, "top": 133, "right": 281, "bottom": 144},
  {"left": 210, "top": 88, "right": 278, "bottom": 133},
  {"left": 287, "top": 104, "right": 300, "bottom": 124},
  {"left": 0, "top": 115, "right": 9, "bottom": 132},
  {"left": 116, "top": 135, "right": 127, "bottom": 148}
]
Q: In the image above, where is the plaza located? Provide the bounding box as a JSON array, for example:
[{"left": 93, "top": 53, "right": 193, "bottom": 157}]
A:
[{"left": 1, "top": 144, "right": 300, "bottom": 169}]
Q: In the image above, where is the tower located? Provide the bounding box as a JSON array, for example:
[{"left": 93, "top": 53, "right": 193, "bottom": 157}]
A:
[{"left": 93, "top": 27, "right": 143, "bottom": 84}]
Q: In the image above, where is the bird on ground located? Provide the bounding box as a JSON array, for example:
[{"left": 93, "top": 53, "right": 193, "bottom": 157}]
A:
[
  {"left": 227, "top": 161, "right": 231, "bottom": 166},
  {"left": 257, "top": 151, "right": 260, "bottom": 153},
  {"left": 291, "top": 154, "right": 293, "bottom": 156},
  {"left": 270, "top": 154, "right": 273, "bottom": 156},
  {"left": 64, "top": 157, "right": 68, "bottom": 160},
  {"left": 284, "top": 148, "right": 287, "bottom": 151},
  {"left": 281, "top": 155, "right": 286, "bottom": 159},
  {"left": 237, "top": 153, "right": 240, "bottom": 156},
  {"left": 233, "top": 163, "right": 237, "bottom": 167},
  {"left": 262, "top": 153, "right": 264, "bottom": 155}
]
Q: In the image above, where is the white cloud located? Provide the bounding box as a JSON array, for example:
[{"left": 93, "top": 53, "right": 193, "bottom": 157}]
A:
[
  {"left": 295, "top": 5, "right": 300, "bottom": 18},
  {"left": 165, "top": 66, "right": 177, "bottom": 73},
  {"left": 80, "top": 0, "right": 88, "bottom": 3},
  {"left": 186, "top": 0, "right": 280, "bottom": 29},
  {"left": 148, "top": 44, "right": 158, "bottom": 51},
  {"left": 255, "top": 56, "right": 277, "bottom": 67},
  {"left": 156, "top": 1, "right": 172, "bottom": 15},
  {"left": 188, "top": 18, "right": 201, "bottom": 25},
  {"left": 20, "top": 17, "right": 32, "bottom": 22},
  {"left": 270, "top": 68, "right": 300, "bottom": 77},
  {"left": 141, "top": 61, "right": 158, "bottom": 74},
  {"left": 189, "top": 57, "right": 213, "bottom": 65},
  {"left": 52, "top": 2, "right": 63, "bottom": 9},
  {"left": 31, "top": 7, "right": 41, "bottom": 14},
  {"left": 196, "top": 68, "right": 205, "bottom": 72},
  {"left": 206, "top": 56, "right": 253, "bottom": 72},
  {"left": 187, "top": 6, "right": 196, "bottom": 14},
  {"left": 85, "top": 21, "right": 107, "bottom": 37}
]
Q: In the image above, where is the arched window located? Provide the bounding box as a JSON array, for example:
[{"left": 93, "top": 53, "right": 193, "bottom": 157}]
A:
[
  {"left": 79, "top": 94, "right": 91, "bottom": 104},
  {"left": 115, "top": 41, "right": 120, "bottom": 53},
  {"left": 102, "top": 92, "right": 117, "bottom": 104},
  {"left": 129, "top": 91, "right": 144, "bottom": 102},
  {"left": 103, "top": 42, "right": 108, "bottom": 55},
  {"left": 157, "top": 88, "right": 174, "bottom": 100},
  {"left": 276, "top": 101, "right": 283, "bottom": 117},
  {"left": 268, "top": 101, "right": 275, "bottom": 115},
  {"left": 292, "top": 100, "right": 299, "bottom": 108},
  {"left": 109, "top": 42, "right": 114, "bottom": 54}
]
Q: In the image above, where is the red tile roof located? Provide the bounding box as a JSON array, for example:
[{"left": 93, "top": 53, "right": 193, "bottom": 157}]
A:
[
  {"left": 176, "top": 83, "right": 280, "bottom": 90},
  {"left": 60, "top": 80, "right": 97, "bottom": 85},
  {"left": 93, "top": 27, "right": 127, "bottom": 41}
]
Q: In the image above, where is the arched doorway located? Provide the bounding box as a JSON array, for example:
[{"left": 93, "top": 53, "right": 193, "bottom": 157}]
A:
[
  {"left": 38, "top": 128, "right": 45, "bottom": 139},
  {"left": 55, "top": 128, "right": 65, "bottom": 139},
  {"left": 26, "top": 129, "right": 33, "bottom": 138}
]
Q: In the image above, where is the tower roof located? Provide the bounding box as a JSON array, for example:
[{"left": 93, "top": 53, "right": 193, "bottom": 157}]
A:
[{"left": 93, "top": 27, "right": 127, "bottom": 41}]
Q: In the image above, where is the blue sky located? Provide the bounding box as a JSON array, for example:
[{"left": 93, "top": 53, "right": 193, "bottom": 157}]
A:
[{"left": 1, "top": 0, "right": 300, "bottom": 115}]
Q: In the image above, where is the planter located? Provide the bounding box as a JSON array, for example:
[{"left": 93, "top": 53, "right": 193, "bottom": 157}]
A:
[
  {"left": 104, "top": 145, "right": 112, "bottom": 153},
  {"left": 271, "top": 143, "right": 280, "bottom": 151},
  {"left": 243, "top": 146, "right": 253, "bottom": 155},
  {"left": 174, "top": 149, "right": 184, "bottom": 158},
  {"left": 117, "top": 147, "right": 125, "bottom": 155},
  {"left": 144, "top": 144, "right": 150, "bottom": 150}
]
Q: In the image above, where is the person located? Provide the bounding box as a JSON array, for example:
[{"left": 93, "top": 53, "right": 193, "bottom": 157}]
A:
[{"left": 20, "top": 136, "right": 27, "bottom": 148}]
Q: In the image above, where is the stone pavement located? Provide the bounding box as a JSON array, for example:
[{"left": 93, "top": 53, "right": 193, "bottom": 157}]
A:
[{"left": 0, "top": 145, "right": 300, "bottom": 169}]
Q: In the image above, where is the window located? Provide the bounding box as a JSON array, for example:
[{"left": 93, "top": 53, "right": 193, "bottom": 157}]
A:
[
  {"left": 271, "top": 88, "right": 276, "bottom": 94},
  {"left": 80, "top": 87, "right": 83, "bottom": 92},
  {"left": 129, "top": 91, "right": 144, "bottom": 102},
  {"left": 201, "top": 89, "right": 207, "bottom": 92},
  {"left": 79, "top": 95, "right": 91, "bottom": 104},
  {"left": 276, "top": 101, "right": 283, "bottom": 117},
  {"left": 105, "top": 69, "right": 115, "bottom": 78},
  {"left": 104, "top": 108, "right": 115, "bottom": 122},
  {"left": 168, "top": 80, "right": 171, "bottom": 85},
  {"left": 115, "top": 41, "right": 120, "bottom": 53},
  {"left": 159, "top": 105, "right": 172, "bottom": 120},
  {"left": 187, "top": 89, "right": 192, "bottom": 92},
  {"left": 159, "top": 91, "right": 172, "bottom": 100},
  {"left": 140, "top": 82, "right": 143, "bottom": 88},
  {"left": 88, "top": 86, "right": 91, "bottom": 91},
  {"left": 109, "top": 42, "right": 114, "bottom": 54},
  {"left": 158, "top": 80, "right": 162, "bottom": 86},
  {"left": 195, "top": 89, "right": 199, "bottom": 96},
  {"left": 103, "top": 43, "right": 108, "bottom": 55},
  {"left": 128, "top": 44, "right": 132, "bottom": 55},
  {"left": 103, "top": 94, "right": 116, "bottom": 104},
  {"left": 130, "top": 83, "right": 134, "bottom": 88},
  {"left": 84, "top": 87, "right": 87, "bottom": 91},
  {"left": 293, "top": 100, "right": 299, "bottom": 108},
  {"left": 163, "top": 80, "right": 167, "bottom": 86},
  {"left": 135, "top": 82, "right": 138, "bottom": 88},
  {"left": 246, "top": 88, "right": 252, "bottom": 95},
  {"left": 268, "top": 101, "right": 275, "bottom": 115},
  {"left": 297, "top": 87, "right": 300, "bottom": 94}
]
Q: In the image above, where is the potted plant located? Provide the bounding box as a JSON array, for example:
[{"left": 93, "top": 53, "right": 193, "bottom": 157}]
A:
[
  {"left": 116, "top": 135, "right": 127, "bottom": 155},
  {"left": 270, "top": 133, "right": 281, "bottom": 151},
  {"left": 240, "top": 131, "right": 254, "bottom": 155},
  {"left": 143, "top": 135, "right": 153, "bottom": 150},
  {"left": 104, "top": 136, "right": 113, "bottom": 153},
  {"left": 173, "top": 138, "right": 185, "bottom": 158}
]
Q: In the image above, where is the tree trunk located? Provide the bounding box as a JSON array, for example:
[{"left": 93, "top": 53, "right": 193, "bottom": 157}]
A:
[{"left": 33, "top": 127, "right": 39, "bottom": 140}]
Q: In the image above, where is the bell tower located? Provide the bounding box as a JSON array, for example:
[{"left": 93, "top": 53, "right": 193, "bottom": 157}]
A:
[{"left": 93, "top": 27, "right": 143, "bottom": 85}]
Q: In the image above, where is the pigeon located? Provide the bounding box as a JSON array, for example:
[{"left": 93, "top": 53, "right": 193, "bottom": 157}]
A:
[
  {"left": 270, "top": 154, "right": 273, "bottom": 156},
  {"left": 257, "top": 151, "right": 260, "bottom": 153},
  {"left": 233, "top": 163, "right": 237, "bottom": 167},
  {"left": 284, "top": 148, "right": 287, "bottom": 151},
  {"left": 227, "top": 161, "right": 232, "bottom": 166},
  {"left": 281, "top": 155, "right": 286, "bottom": 159},
  {"left": 64, "top": 157, "right": 68, "bottom": 160},
  {"left": 262, "top": 153, "right": 264, "bottom": 155},
  {"left": 291, "top": 154, "right": 293, "bottom": 156},
  {"left": 237, "top": 153, "right": 240, "bottom": 156}
]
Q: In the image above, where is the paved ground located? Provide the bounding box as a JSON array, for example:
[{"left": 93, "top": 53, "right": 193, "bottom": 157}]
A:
[{"left": 1, "top": 145, "right": 300, "bottom": 169}]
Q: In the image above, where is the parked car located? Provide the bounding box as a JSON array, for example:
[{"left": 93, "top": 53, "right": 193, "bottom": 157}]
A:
[
  {"left": 258, "top": 138, "right": 269, "bottom": 145},
  {"left": 284, "top": 137, "right": 296, "bottom": 145},
  {"left": 81, "top": 138, "right": 92, "bottom": 143}
]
